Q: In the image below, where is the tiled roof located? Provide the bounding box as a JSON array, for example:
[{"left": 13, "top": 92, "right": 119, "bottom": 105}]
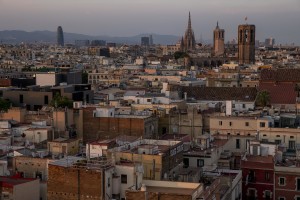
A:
[
  {"left": 178, "top": 86, "right": 257, "bottom": 101},
  {"left": 259, "top": 82, "right": 297, "bottom": 104},
  {"left": 260, "top": 69, "right": 300, "bottom": 82}
]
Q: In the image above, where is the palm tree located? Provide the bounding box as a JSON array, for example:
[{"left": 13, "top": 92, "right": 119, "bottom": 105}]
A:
[{"left": 256, "top": 90, "right": 270, "bottom": 107}]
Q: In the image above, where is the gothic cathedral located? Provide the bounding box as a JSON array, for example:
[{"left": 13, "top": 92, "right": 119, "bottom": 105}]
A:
[{"left": 181, "top": 12, "right": 196, "bottom": 52}]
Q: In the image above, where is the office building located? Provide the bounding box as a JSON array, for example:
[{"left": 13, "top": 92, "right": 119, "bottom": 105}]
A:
[
  {"left": 74, "top": 40, "right": 90, "bottom": 47},
  {"left": 149, "top": 34, "right": 153, "bottom": 45},
  {"left": 57, "top": 26, "right": 64, "bottom": 46},
  {"left": 90, "top": 40, "right": 106, "bottom": 46},
  {"left": 265, "top": 37, "right": 275, "bottom": 47},
  {"left": 141, "top": 37, "right": 150, "bottom": 46}
]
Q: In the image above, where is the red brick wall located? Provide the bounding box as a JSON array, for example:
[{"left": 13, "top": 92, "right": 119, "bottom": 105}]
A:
[
  {"left": 242, "top": 167, "right": 274, "bottom": 199},
  {"left": 275, "top": 172, "right": 300, "bottom": 200},
  {"left": 82, "top": 108, "right": 146, "bottom": 143},
  {"left": 0, "top": 79, "right": 11, "bottom": 87},
  {"left": 47, "top": 165, "right": 103, "bottom": 200}
]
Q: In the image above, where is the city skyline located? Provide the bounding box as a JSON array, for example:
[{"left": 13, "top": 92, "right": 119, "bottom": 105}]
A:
[{"left": 0, "top": 0, "right": 299, "bottom": 44}]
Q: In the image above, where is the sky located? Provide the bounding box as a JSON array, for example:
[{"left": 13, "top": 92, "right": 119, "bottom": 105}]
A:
[{"left": 0, "top": 0, "right": 299, "bottom": 44}]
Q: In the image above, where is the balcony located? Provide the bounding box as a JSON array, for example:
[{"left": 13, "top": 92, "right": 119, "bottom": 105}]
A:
[{"left": 247, "top": 175, "right": 256, "bottom": 183}]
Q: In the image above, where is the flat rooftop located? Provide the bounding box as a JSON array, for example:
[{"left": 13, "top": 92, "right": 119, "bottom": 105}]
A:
[
  {"left": 49, "top": 137, "right": 78, "bottom": 143},
  {"left": 245, "top": 155, "right": 274, "bottom": 163},
  {"left": 49, "top": 156, "right": 85, "bottom": 167},
  {"left": 140, "top": 180, "right": 202, "bottom": 196},
  {"left": 146, "top": 186, "right": 195, "bottom": 195},
  {"left": 184, "top": 139, "right": 228, "bottom": 157}
]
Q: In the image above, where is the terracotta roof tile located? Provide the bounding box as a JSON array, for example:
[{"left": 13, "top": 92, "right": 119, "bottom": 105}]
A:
[
  {"left": 261, "top": 69, "right": 300, "bottom": 82},
  {"left": 178, "top": 86, "right": 257, "bottom": 101},
  {"left": 259, "top": 82, "right": 297, "bottom": 104}
]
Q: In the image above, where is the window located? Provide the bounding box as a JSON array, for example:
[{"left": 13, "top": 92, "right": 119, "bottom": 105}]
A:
[
  {"left": 19, "top": 94, "right": 24, "bottom": 104},
  {"left": 239, "top": 30, "right": 243, "bottom": 42},
  {"left": 275, "top": 140, "right": 281, "bottom": 145},
  {"left": 247, "top": 188, "right": 256, "bottom": 198},
  {"left": 36, "top": 171, "right": 42, "bottom": 180},
  {"left": 245, "top": 30, "right": 249, "bottom": 42},
  {"left": 121, "top": 174, "right": 127, "bottom": 184},
  {"left": 279, "top": 177, "right": 285, "bottom": 186},
  {"left": 236, "top": 139, "right": 240, "bottom": 149},
  {"left": 264, "top": 190, "right": 271, "bottom": 199},
  {"left": 147, "top": 99, "right": 151, "bottom": 102},
  {"left": 289, "top": 141, "right": 296, "bottom": 150},
  {"left": 183, "top": 158, "right": 189, "bottom": 168},
  {"left": 248, "top": 170, "right": 255, "bottom": 182},
  {"left": 278, "top": 197, "right": 285, "bottom": 200},
  {"left": 232, "top": 104, "right": 235, "bottom": 108},
  {"left": 260, "top": 122, "right": 266, "bottom": 127},
  {"left": 229, "top": 122, "right": 232, "bottom": 126},
  {"left": 297, "top": 178, "right": 300, "bottom": 191},
  {"left": 243, "top": 104, "right": 246, "bottom": 108},
  {"left": 44, "top": 95, "right": 48, "bottom": 104},
  {"left": 262, "top": 139, "right": 268, "bottom": 143},
  {"left": 107, "top": 177, "right": 110, "bottom": 187},
  {"left": 197, "top": 159, "right": 204, "bottom": 167},
  {"left": 245, "top": 122, "right": 249, "bottom": 126},
  {"left": 219, "top": 121, "right": 222, "bottom": 126},
  {"left": 265, "top": 172, "right": 270, "bottom": 181}
]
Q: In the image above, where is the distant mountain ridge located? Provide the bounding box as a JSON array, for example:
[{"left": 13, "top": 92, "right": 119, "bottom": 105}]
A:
[{"left": 0, "top": 30, "right": 181, "bottom": 45}]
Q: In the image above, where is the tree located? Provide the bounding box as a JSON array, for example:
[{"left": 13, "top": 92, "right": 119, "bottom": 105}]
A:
[
  {"left": 0, "top": 98, "right": 11, "bottom": 112},
  {"left": 82, "top": 71, "right": 88, "bottom": 84},
  {"left": 50, "top": 93, "right": 73, "bottom": 108},
  {"left": 174, "top": 51, "right": 189, "bottom": 60},
  {"left": 256, "top": 90, "right": 270, "bottom": 107}
]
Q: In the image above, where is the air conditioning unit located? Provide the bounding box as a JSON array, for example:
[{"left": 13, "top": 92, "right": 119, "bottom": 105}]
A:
[{"left": 73, "top": 101, "right": 83, "bottom": 109}]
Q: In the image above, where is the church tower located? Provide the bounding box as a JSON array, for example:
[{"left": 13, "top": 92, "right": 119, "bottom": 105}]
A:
[
  {"left": 181, "top": 12, "right": 196, "bottom": 52},
  {"left": 213, "top": 22, "right": 225, "bottom": 56},
  {"left": 238, "top": 24, "right": 255, "bottom": 64}
]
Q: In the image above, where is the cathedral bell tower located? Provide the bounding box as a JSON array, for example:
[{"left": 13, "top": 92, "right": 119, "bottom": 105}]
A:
[
  {"left": 238, "top": 24, "right": 256, "bottom": 64},
  {"left": 213, "top": 22, "right": 225, "bottom": 56}
]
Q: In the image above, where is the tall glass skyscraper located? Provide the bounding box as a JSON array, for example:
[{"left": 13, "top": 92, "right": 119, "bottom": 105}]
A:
[{"left": 57, "top": 26, "right": 64, "bottom": 46}]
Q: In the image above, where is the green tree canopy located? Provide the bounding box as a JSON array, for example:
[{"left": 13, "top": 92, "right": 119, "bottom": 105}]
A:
[
  {"left": 82, "top": 71, "right": 88, "bottom": 84},
  {"left": 256, "top": 90, "right": 270, "bottom": 107},
  {"left": 0, "top": 98, "right": 11, "bottom": 112},
  {"left": 174, "top": 51, "right": 189, "bottom": 60},
  {"left": 50, "top": 93, "right": 73, "bottom": 109}
]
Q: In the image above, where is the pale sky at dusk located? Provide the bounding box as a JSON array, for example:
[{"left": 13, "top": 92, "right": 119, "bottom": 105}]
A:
[{"left": 0, "top": 0, "right": 299, "bottom": 44}]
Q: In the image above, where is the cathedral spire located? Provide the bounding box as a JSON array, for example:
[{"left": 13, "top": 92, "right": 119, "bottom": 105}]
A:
[
  {"left": 216, "top": 21, "right": 219, "bottom": 29},
  {"left": 182, "top": 12, "right": 196, "bottom": 52},
  {"left": 188, "top": 12, "right": 192, "bottom": 29}
]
